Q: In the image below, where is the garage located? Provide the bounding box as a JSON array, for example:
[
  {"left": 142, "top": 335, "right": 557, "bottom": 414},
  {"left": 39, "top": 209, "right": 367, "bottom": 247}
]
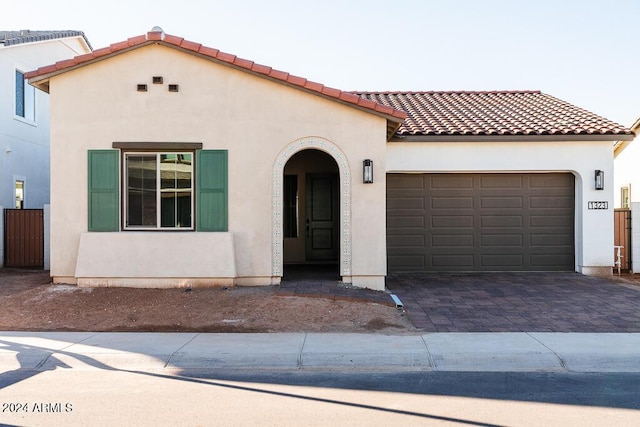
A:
[{"left": 387, "top": 173, "right": 575, "bottom": 272}]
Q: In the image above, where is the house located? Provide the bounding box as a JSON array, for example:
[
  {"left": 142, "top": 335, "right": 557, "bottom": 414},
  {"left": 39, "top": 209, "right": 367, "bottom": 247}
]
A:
[
  {"left": 613, "top": 117, "right": 640, "bottom": 271},
  {"left": 26, "top": 28, "right": 633, "bottom": 290},
  {"left": 0, "top": 30, "right": 92, "bottom": 267},
  {"left": 0, "top": 30, "right": 92, "bottom": 210}
]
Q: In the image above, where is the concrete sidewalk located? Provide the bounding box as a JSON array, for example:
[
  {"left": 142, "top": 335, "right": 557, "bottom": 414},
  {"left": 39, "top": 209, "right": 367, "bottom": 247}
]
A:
[{"left": 1, "top": 332, "right": 640, "bottom": 373}]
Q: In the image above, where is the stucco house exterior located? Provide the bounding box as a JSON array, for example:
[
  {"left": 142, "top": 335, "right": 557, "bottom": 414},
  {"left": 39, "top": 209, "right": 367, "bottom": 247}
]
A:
[
  {"left": 26, "top": 29, "right": 633, "bottom": 290},
  {"left": 613, "top": 117, "right": 640, "bottom": 270}
]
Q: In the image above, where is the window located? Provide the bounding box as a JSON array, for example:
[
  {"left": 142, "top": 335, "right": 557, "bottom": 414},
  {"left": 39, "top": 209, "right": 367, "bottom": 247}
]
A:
[
  {"left": 15, "top": 180, "right": 24, "bottom": 209},
  {"left": 621, "top": 185, "right": 631, "bottom": 209},
  {"left": 15, "top": 70, "right": 35, "bottom": 121},
  {"left": 88, "top": 149, "right": 227, "bottom": 232},
  {"left": 125, "top": 153, "right": 193, "bottom": 229},
  {"left": 283, "top": 175, "right": 298, "bottom": 238}
]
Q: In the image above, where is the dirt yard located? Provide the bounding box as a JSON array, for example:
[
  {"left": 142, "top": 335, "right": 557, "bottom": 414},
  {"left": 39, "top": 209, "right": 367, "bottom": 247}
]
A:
[{"left": 0, "top": 269, "right": 416, "bottom": 334}]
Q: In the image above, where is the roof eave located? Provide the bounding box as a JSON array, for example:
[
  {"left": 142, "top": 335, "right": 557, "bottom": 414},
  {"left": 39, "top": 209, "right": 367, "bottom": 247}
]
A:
[
  {"left": 614, "top": 117, "right": 640, "bottom": 158},
  {"left": 390, "top": 134, "right": 634, "bottom": 143},
  {"left": 26, "top": 42, "right": 153, "bottom": 93}
]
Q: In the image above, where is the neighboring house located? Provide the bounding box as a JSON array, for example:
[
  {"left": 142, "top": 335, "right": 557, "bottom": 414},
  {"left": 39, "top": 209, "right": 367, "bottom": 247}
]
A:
[
  {"left": 0, "top": 30, "right": 92, "bottom": 268},
  {"left": 0, "top": 30, "right": 92, "bottom": 210},
  {"left": 613, "top": 117, "right": 640, "bottom": 270},
  {"left": 26, "top": 28, "right": 633, "bottom": 290}
]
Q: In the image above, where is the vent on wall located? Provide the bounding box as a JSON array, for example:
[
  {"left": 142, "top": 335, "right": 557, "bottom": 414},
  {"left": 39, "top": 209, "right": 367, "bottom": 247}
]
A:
[
  {"left": 152, "top": 76, "right": 163, "bottom": 84},
  {"left": 137, "top": 84, "right": 148, "bottom": 92},
  {"left": 168, "top": 84, "right": 179, "bottom": 92}
]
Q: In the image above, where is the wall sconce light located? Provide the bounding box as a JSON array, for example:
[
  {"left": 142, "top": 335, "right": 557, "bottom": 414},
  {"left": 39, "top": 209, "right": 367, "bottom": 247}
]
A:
[
  {"left": 595, "top": 170, "right": 604, "bottom": 190},
  {"left": 363, "top": 159, "right": 373, "bottom": 184}
]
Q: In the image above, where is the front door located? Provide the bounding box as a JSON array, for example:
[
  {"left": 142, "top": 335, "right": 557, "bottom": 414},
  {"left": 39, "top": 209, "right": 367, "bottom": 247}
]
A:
[{"left": 305, "top": 174, "right": 339, "bottom": 261}]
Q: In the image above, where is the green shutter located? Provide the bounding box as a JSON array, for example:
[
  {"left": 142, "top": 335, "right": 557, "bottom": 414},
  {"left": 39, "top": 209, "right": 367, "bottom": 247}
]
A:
[
  {"left": 88, "top": 150, "right": 119, "bottom": 231},
  {"left": 197, "top": 150, "right": 228, "bottom": 231}
]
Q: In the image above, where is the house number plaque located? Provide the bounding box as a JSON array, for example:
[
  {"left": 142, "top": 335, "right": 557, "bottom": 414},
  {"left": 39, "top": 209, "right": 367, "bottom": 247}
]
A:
[{"left": 588, "top": 201, "right": 608, "bottom": 210}]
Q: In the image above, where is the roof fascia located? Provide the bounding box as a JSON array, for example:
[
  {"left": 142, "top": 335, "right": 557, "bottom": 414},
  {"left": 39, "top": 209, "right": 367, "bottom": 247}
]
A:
[
  {"left": 390, "top": 134, "right": 634, "bottom": 143},
  {"left": 614, "top": 117, "right": 640, "bottom": 158},
  {"left": 27, "top": 42, "right": 153, "bottom": 93}
]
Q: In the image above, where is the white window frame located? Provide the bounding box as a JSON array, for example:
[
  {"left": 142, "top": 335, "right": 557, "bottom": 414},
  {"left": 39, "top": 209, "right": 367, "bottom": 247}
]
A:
[
  {"left": 621, "top": 184, "right": 631, "bottom": 209},
  {"left": 123, "top": 152, "right": 194, "bottom": 230},
  {"left": 14, "top": 177, "right": 25, "bottom": 209}
]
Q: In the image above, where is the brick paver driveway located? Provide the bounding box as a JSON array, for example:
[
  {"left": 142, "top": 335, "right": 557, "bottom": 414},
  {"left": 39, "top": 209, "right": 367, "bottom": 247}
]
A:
[{"left": 386, "top": 272, "right": 640, "bottom": 332}]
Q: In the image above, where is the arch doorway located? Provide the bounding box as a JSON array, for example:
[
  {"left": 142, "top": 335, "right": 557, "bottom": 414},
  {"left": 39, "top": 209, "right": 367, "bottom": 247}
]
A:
[{"left": 282, "top": 149, "right": 340, "bottom": 280}]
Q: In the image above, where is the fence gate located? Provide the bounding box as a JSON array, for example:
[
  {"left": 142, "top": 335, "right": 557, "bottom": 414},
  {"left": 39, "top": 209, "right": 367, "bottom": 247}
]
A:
[
  {"left": 3, "top": 209, "right": 44, "bottom": 268},
  {"left": 614, "top": 208, "right": 631, "bottom": 272}
]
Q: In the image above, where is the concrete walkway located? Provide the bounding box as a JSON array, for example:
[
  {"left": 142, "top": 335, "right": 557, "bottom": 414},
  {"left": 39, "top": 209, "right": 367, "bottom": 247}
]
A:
[{"left": 1, "top": 332, "right": 639, "bottom": 373}]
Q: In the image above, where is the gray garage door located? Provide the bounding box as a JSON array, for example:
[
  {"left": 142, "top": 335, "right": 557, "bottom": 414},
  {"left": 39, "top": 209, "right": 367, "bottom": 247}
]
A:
[{"left": 387, "top": 173, "right": 575, "bottom": 272}]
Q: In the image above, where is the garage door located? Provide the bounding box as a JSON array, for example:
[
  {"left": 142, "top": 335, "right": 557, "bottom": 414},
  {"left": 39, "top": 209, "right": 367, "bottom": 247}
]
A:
[{"left": 387, "top": 173, "right": 575, "bottom": 272}]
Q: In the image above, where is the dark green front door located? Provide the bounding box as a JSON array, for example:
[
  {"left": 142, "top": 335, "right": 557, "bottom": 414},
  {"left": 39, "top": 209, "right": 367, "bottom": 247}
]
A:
[{"left": 305, "top": 174, "right": 339, "bottom": 261}]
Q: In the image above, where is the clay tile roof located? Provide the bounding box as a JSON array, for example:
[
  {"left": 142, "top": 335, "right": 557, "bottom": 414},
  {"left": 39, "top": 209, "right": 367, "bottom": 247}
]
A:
[
  {"left": 0, "top": 30, "right": 92, "bottom": 49},
  {"left": 355, "top": 91, "right": 633, "bottom": 139},
  {"left": 25, "top": 30, "right": 406, "bottom": 124}
]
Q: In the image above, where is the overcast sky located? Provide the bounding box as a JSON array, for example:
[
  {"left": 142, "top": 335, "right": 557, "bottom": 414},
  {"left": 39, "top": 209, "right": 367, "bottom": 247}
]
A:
[{"left": 3, "top": 0, "right": 638, "bottom": 127}]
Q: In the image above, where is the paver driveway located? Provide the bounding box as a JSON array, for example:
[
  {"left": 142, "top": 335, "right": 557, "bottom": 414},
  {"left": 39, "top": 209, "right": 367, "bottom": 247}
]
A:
[{"left": 386, "top": 272, "right": 640, "bottom": 332}]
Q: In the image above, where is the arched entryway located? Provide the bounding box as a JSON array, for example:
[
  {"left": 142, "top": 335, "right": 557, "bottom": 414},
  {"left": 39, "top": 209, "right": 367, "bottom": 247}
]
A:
[{"left": 272, "top": 138, "right": 352, "bottom": 282}]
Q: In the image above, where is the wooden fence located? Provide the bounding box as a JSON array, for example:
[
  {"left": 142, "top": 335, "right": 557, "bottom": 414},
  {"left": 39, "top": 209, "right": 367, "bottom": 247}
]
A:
[
  {"left": 614, "top": 208, "right": 631, "bottom": 272},
  {"left": 3, "top": 209, "right": 44, "bottom": 268}
]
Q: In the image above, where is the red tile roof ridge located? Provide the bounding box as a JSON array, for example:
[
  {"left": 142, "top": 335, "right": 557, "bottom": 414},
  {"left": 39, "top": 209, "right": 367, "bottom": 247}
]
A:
[{"left": 25, "top": 29, "right": 406, "bottom": 122}]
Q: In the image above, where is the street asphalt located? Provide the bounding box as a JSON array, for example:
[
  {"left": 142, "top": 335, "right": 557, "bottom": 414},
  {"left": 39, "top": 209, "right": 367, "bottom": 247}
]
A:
[{"left": 1, "top": 331, "right": 639, "bottom": 373}]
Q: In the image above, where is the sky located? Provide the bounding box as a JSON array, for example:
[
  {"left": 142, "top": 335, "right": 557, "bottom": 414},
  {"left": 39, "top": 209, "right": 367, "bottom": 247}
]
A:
[{"left": 3, "top": 0, "right": 639, "bottom": 127}]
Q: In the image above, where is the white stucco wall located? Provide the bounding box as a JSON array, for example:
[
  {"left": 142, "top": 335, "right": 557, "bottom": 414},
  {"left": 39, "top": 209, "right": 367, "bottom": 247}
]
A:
[
  {"left": 615, "top": 135, "right": 640, "bottom": 272},
  {"left": 614, "top": 140, "right": 639, "bottom": 208},
  {"left": 47, "top": 44, "right": 388, "bottom": 289},
  {"left": 0, "top": 37, "right": 90, "bottom": 210},
  {"left": 387, "top": 139, "right": 615, "bottom": 275}
]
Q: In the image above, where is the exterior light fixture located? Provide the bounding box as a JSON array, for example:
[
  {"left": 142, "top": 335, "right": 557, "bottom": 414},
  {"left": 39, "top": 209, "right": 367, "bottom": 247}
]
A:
[
  {"left": 363, "top": 159, "right": 373, "bottom": 184},
  {"left": 595, "top": 170, "right": 604, "bottom": 190}
]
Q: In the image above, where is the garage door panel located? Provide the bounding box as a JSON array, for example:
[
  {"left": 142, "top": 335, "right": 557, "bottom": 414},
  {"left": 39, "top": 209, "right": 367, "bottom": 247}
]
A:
[
  {"left": 387, "top": 197, "right": 425, "bottom": 210},
  {"left": 530, "top": 196, "right": 574, "bottom": 209},
  {"left": 530, "top": 234, "right": 573, "bottom": 246},
  {"left": 387, "top": 216, "right": 424, "bottom": 228},
  {"left": 529, "top": 174, "right": 574, "bottom": 188},
  {"left": 481, "top": 254, "right": 524, "bottom": 268},
  {"left": 388, "top": 255, "right": 425, "bottom": 269},
  {"left": 431, "top": 234, "right": 474, "bottom": 247},
  {"left": 432, "top": 215, "right": 474, "bottom": 228},
  {"left": 387, "top": 175, "right": 425, "bottom": 189},
  {"left": 531, "top": 254, "right": 574, "bottom": 267},
  {"left": 387, "top": 173, "right": 575, "bottom": 272},
  {"left": 479, "top": 175, "right": 523, "bottom": 189},
  {"left": 481, "top": 234, "right": 523, "bottom": 246},
  {"left": 431, "top": 175, "right": 473, "bottom": 189},
  {"left": 431, "top": 197, "right": 474, "bottom": 209},
  {"left": 480, "top": 196, "right": 523, "bottom": 209},
  {"left": 433, "top": 254, "right": 474, "bottom": 268},
  {"left": 481, "top": 215, "right": 523, "bottom": 227},
  {"left": 387, "top": 235, "right": 425, "bottom": 247},
  {"left": 530, "top": 215, "right": 573, "bottom": 227}
]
